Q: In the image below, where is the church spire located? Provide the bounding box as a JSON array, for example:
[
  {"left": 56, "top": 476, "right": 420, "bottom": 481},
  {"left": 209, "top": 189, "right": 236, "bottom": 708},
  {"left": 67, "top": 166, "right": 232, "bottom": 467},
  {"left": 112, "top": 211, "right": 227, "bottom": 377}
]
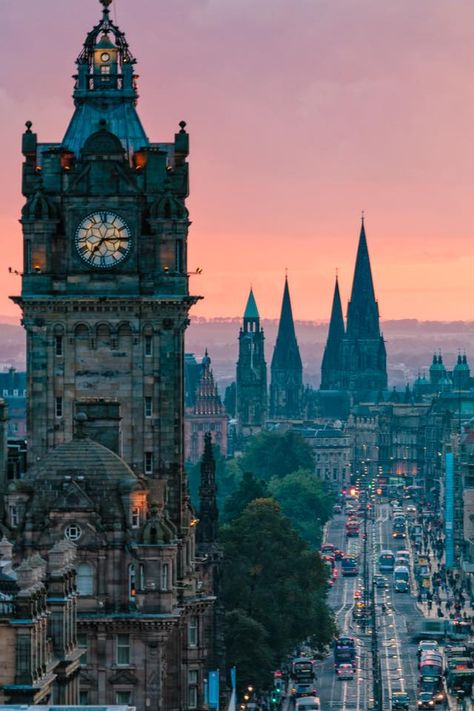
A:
[
  {"left": 243, "top": 287, "right": 260, "bottom": 325},
  {"left": 270, "top": 277, "right": 303, "bottom": 418},
  {"left": 346, "top": 217, "right": 380, "bottom": 339},
  {"left": 321, "top": 275, "right": 345, "bottom": 388},
  {"left": 197, "top": 433, "right": 218, "bottom": 546},
  {"left": 271, "top": 277, "right": 302, "bottom": 371}
]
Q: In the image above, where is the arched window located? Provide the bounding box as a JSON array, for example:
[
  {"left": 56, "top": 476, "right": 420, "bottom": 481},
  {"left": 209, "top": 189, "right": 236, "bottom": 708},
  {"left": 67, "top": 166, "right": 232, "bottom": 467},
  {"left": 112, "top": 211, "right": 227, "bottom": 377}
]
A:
[{"left": 76, "top": 563, "right": 94, "bottom": 596}]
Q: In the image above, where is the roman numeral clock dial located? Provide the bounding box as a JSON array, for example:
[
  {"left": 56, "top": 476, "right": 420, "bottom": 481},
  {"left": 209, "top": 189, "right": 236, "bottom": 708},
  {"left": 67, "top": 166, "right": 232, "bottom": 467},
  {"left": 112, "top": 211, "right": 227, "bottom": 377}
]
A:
[{"left": 75, "top": 211, "right": 132, "bottom": 268}]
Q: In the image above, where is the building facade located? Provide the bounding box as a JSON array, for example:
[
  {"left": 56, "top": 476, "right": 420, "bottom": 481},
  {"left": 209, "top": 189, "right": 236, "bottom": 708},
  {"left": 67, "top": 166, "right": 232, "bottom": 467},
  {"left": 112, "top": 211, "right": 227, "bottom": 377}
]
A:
[{"left": 7, "top": 2, "right": 215, "bottom": 709}]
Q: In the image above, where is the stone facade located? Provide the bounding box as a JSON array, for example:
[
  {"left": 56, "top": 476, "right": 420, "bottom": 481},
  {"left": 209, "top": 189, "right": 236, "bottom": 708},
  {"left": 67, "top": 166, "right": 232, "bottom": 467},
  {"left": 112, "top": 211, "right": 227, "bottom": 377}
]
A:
[
  {"left": 7, "top": 2, "right": 216, "bottom": 710},
  {"left": 0, "top": 539, "right": 80, "bottom": 706}
]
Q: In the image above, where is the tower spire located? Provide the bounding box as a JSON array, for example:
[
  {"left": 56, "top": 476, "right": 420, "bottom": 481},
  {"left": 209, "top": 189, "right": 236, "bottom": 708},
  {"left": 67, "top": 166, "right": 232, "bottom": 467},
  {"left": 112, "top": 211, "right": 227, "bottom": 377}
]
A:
[
  {"left": 321, "top": 274, "right": 345, "bottom": 388},
  {"left": 244, "top": 287, "right": 259, "bottom": 321},
  {"left": 270, "top": 277, "right": 303, "bottom": 418},
  {"left": 346, "top": 217, "right": 380, "bottom": 339}
]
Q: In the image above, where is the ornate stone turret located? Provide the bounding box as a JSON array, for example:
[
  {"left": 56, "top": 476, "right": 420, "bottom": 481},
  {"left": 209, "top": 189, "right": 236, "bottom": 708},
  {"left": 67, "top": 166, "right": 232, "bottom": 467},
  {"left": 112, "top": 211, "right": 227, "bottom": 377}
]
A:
[
  {"left": 270, "top": 277, "right": 303, "bottom": 418},
  {"left": 236, "top": 288, "right": 267, "bottom": 435}
]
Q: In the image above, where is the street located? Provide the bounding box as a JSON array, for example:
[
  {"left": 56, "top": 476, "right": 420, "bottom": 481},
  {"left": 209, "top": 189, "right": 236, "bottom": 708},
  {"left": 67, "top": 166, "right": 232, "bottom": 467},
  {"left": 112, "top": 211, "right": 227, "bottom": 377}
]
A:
[{"left": 317, "top": 502, "right": 426, "bottom": 710}]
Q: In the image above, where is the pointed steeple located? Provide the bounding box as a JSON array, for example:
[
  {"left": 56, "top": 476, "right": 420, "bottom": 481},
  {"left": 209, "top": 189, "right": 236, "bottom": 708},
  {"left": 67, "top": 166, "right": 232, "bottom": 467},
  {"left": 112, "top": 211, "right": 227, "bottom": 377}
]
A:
[
  {"left": 321, "top": 275, "right": 345, "bottom": 389},
  {"left": 244, "top": 288, "right": 259, "bottom": 320},
  {"left": 271, "top": 277, "right": 302, "bottom": 371},
  {"left": 346, "top": 217, "right": 380, "bottom": 339},
  {"left": 270, "top": 277, "right": 303, "bottom": 418},
  {"left": 197, "top": 432, "right": 218, "bottom": 546}
]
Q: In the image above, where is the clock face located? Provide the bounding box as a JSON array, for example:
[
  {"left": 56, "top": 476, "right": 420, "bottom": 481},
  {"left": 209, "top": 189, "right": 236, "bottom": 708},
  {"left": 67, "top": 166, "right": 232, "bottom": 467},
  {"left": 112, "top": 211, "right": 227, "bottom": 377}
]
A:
[
  {"left": 75, "top": 212, "right": 132, "bottom": 269},
  {"left": 101, "top": 52, "right": 111, "bottom": 63}
]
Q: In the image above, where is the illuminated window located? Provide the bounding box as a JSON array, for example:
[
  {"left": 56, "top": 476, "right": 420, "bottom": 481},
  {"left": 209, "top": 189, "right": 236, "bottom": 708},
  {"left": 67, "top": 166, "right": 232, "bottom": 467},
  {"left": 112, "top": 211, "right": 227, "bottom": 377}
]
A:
[{"left": 131, "top": 507, "right": 140, "bottom": 528}]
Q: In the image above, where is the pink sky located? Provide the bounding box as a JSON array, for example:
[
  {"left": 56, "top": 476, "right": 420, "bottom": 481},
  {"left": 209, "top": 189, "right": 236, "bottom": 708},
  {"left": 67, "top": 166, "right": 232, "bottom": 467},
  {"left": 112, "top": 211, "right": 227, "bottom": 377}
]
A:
[{"left": 1, "top": 0, "right": 474, "bottom": 322}]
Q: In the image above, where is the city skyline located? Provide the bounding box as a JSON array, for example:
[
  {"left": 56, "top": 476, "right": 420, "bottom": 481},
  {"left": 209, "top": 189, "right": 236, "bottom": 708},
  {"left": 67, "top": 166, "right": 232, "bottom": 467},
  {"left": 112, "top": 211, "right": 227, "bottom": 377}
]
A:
[{"left": 2, "top": 0, "right": 474, "bottom": 322}]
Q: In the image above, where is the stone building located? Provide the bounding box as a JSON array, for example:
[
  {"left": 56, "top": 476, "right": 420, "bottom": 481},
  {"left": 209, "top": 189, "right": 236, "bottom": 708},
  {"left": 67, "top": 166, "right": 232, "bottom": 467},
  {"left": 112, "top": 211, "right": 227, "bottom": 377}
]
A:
[
  {"left": 7, "top": 1, "right": 216, "bottom": 709},
  {"left": 184, "top": 352, "right": 227, "bottom": 463},
  {"left": 236, "top": 289, "right": 267, "bottom": 437},
  {"left": 321, "top": 219, "right": 387, "bottom": 402},
  {"left": 269, "top": 277, "right": 304, "bottom": 419},
  {"left": 0, "top": 538, "right": 80, "bottom": 706}
]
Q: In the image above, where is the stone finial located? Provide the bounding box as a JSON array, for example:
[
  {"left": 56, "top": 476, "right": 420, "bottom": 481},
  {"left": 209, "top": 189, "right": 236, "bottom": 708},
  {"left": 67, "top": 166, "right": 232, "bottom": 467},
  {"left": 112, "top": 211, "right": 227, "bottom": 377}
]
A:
[
  {"left": 74, "top": 412, "right": 88, "bottom": 439},
  {"left": 16, "top": 560, "right": 35, "bottom": 591},
  {"left": 0, "top": 537, "right": 13, "bottom": 561},
  {"left": 29, "top": 553, "right": 47, "bottom": 582}
]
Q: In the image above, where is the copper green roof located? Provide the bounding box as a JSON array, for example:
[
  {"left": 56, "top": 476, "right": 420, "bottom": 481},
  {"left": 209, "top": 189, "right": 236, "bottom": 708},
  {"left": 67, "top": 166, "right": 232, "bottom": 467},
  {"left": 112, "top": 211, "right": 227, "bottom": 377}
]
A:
[{"left": 244, "top": 288, "right": 259, "bottom": 319}]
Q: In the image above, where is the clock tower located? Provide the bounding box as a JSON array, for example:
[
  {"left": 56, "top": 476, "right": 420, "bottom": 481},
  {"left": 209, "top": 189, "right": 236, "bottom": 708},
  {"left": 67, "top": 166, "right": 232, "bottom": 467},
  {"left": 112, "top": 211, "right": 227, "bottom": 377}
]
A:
[{"left": 14, "top": 0, "right": 197, "bottom": 528}]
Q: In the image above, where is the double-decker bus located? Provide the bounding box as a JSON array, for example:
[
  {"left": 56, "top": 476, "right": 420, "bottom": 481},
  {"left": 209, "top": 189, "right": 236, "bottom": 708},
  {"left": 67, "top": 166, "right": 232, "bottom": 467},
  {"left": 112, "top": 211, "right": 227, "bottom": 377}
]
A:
[
  {"left": 341, "top": 555, "right": 359, "bottom": 576},
  {"left": 334, "top": 636, "right": 356, "bottom": 666},
  {"left": 291, "top": 657, "right": 317, "bottom": 682},
  {"left": 378, "top": 550, "right": 395, "bottom": 572}
]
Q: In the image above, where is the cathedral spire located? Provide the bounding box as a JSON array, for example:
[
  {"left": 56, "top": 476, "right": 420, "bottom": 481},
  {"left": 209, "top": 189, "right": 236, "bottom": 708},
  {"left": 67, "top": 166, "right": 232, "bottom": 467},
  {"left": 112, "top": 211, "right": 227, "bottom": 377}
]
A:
[
  {"left": 346, "top": 217, "right": 380, "bottom": 339},
  {"left": 321, "top": 275, "right": 345, "bottom": 388},
  {"left": 271, "top": 277, "right": 302, "bottom": 371},
  {"left": 270, "top": 277, "right": 303, "bottom": 418},
  {"left": 197, "top": 433, "right": 218, "bottom": 546}
]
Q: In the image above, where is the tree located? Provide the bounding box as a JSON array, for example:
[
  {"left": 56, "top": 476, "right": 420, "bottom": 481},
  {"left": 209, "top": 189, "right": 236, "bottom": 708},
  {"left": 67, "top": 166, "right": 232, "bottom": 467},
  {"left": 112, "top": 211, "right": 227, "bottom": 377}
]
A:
[
  {"left": 222, "top": 471, "right": 269, "bottom": 523},
  {"left": 239, "top": 431, "right": 315, "bottom": 481},
  {"left": 221, "top": 499, "right": 334, "bottom": 686},
  {"left": 268, "top": 469, "right": 335, "bottom": 548},
  {"left": 225, "top": 610, "right": 274, "bottom": 692}
]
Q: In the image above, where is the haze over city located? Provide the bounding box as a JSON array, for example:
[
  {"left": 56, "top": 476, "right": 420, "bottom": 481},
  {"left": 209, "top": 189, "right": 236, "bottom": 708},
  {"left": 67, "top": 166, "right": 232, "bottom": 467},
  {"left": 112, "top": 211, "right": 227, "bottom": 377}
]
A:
[{"left": 2, "top": 0, "right": 474, "bottom": 321}]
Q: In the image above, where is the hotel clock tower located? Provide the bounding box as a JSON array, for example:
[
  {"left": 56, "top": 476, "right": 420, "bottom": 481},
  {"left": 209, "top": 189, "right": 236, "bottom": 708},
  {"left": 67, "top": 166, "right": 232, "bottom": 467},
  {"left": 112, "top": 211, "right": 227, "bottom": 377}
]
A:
[{"left": 14, "top": 0, "right": 197, "bottom": 528}]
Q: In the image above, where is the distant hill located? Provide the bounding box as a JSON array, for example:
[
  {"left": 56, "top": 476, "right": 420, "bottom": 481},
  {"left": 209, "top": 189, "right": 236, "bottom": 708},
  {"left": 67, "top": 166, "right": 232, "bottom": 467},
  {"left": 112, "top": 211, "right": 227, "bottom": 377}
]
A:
[{"left": 2, "top": 318, "right": 473, "bottom": 391}]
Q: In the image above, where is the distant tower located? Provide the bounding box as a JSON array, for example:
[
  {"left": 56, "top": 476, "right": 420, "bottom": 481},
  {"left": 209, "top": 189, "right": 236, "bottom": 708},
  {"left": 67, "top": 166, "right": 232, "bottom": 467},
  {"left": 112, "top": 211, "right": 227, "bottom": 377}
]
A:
[
  {"left": 197, "top": 432, "right": 218, "bottom": 547},
  {"left": 270, "top": 277, "right": 303, "bottom": 418},
  {"left": 236, "top": 288, "right": 267, "bottom": 436},
  {"left": 340, "top": 218, "right": 387, "bottom": 396},
  {"left": 429, "top": 353, "right": 446, "bottom": 388},
  {"left": 453, "top": 354, "right": 471, "bottom": 391},
  {"left": 321, "top": 275, "right": 345, "bottom": 389}
]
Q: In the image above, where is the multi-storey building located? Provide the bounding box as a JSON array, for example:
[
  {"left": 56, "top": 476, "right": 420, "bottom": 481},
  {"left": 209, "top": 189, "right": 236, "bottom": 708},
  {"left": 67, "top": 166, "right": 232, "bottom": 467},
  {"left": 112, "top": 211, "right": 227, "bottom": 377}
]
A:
[{"left": 6, "top": 1, "right": 216, "bottom": 709}]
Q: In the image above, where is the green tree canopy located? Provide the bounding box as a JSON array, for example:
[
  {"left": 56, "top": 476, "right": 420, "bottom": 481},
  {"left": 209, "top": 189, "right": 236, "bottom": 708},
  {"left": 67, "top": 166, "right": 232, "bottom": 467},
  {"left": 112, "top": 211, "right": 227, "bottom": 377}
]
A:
[
  {"left": 225, "top": 610, "right": 274, "bottom": 692},
  {"left": 221, "top": 498, "right": 334, "bottom": 688},
  {"left": 268, "top": 469, "right": 335, "bottom": 548},
  {"left": 239, "top": 431, "right": 315, "bottom": 480},
  {"left": 222, "top": 471, "right": 269, "bottom": 524}
]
